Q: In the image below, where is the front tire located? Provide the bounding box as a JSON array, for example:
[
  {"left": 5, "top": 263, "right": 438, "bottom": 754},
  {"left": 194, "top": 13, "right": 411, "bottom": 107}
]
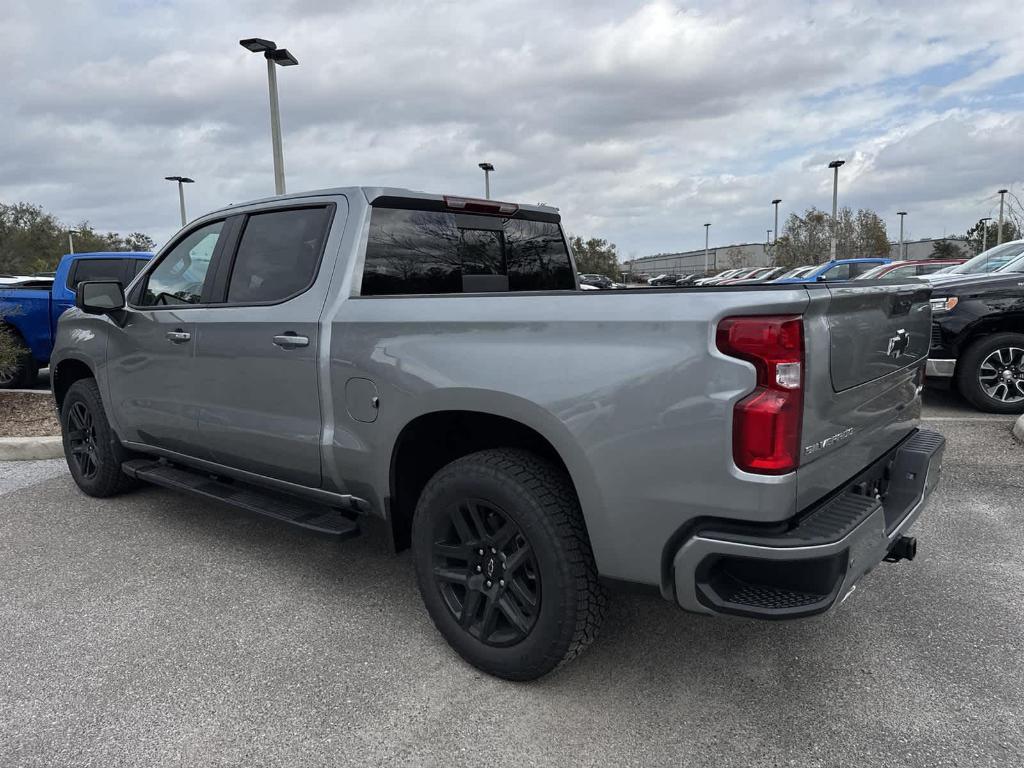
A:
[
  {"left": 60, "top": 378, "right": 140, "bottom": 497},
  {"left": 956, "top": 333, "right": 1024, "bottom": 414},
  {"left": 412, "top": 448, "right": 607, "bottom": 681}
]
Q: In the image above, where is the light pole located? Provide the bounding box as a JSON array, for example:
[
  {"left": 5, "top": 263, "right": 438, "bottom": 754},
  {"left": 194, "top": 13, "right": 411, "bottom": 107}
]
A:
[
  {"left": 767, "top": 229, "right": 772, "bottom": 245},
  {"left": 703, "top": 223, "right": 711, "bottom": 273},
  {"left": 771, "top": 198, "right": 781, "bottom": 245},
  {"left": 68, "top": 229, "right": 79, "bottom": 255},
  {"left": 828, "top": 159, "right": 845, "bottom": 261},
  {"left": 897, "top": 211, "right": 907, "bottom": 259},
  {"left": 980, "top": 217, "right": 992, "bottom": 252},
  {"left": 165, "top": 176, "right": 194, "bottom": 227},
  {"left": 478, "top": 162, "right": 494, "bottom": 199},
  {"left": 240, "top": 38, "right": 299, "bottom": 195},
  {"left": 997, "top": 189, "right": 1008, "bottom": 244}
]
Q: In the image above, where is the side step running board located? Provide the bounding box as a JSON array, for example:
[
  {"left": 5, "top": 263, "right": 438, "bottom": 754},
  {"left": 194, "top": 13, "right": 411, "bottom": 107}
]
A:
[{"left": 122, "top": 459, "right": 361, "bottom": 540}]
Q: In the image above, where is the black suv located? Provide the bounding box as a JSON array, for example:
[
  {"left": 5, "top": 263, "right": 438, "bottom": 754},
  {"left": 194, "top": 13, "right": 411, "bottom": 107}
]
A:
[{"left": 927, "top": 251, "right": 1024, "bottom": 413}]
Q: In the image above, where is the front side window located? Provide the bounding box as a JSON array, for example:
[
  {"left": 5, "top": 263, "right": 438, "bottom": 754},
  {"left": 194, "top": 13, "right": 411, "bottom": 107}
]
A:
[
  {"left": 140, "top": 221, "right": 222, "bottom": 306},
  {"left": 360, "top": 207, "right": 573, "bottom": 296},
  {"left": 68, "top": 259, "right": 124, "bottom": 289},
  {"left": 226, "top": 207, "right": 331, "bottom": 304}
]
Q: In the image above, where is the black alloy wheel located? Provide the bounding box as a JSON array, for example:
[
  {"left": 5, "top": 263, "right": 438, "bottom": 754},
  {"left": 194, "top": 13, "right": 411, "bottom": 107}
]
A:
[
  {"left": 412, "top": 448, "right": 607, "bottom": 680},
  {"left": 66, "top": 400, "right": 100, "bottom": 480},
  {"left": 431, "top": 498, "right": 541, "bottom": 647},
  {"left": 60, "top": 378, "right": 140, "bottom": 497}
]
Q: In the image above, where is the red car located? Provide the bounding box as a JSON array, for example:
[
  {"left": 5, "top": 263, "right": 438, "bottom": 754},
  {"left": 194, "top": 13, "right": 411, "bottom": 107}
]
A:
[{"left": 854, "top": 259, "right": 965, "bottom": 280}]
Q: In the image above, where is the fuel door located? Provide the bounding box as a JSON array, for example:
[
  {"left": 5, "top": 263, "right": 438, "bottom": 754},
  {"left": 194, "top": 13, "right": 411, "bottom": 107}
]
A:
[{"left": 345, "top": 377, "right": 380, "bottom": 423}]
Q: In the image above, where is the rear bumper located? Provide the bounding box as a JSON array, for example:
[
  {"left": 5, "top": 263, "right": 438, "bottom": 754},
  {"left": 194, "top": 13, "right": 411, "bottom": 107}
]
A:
[
  {"left": 671, "top": 429, "right": 945, "bottom": 619},
  {"left": 926, "top": 359, "right": 956, "bottom": 378}
]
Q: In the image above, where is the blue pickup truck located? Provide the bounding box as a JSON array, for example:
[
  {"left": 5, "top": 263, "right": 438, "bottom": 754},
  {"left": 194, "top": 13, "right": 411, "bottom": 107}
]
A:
[
  {"left": 772, "top": 257, "right": 892, "bottom": 283},
  {"left": 0, "top": 251, "right": 152, "bottom": 387}
]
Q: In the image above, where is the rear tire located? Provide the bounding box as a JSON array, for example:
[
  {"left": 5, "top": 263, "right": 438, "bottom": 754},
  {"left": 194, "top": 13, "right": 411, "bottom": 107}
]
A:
[
  {"left": 412, "top": 448, "right": 607, "bottom": 681},
  {"left": 956, "top": 333, "right": 1024, "bottom": 414},
  {"left": 60, "top": 378, "right": 140, "bottom": 497}
]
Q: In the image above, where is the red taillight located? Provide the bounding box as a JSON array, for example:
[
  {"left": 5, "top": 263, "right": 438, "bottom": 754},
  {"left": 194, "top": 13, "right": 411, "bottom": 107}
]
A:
[{"left": 716, "top": 315, "right": 804, "bottom": 474}]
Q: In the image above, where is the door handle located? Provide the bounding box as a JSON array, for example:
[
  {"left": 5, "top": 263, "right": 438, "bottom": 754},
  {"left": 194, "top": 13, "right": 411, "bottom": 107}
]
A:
[
  {"left": 273, "top": 333, "right": 309, "bottom": 349},
  {"left": 166, "top": 329, "right": 191, "bottom": 343}
]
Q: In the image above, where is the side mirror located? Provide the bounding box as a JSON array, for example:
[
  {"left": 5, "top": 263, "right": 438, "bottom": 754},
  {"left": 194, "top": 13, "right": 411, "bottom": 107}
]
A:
[{"left": 76, "top": 281, "right": 125, "bottom": 314}]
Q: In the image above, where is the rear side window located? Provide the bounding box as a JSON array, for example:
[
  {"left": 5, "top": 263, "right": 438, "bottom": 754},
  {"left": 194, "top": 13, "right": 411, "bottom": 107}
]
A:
[
  {"left": 226, "top": 207, "right": 331, "bottom": 304},
  {"left": 361, "top": 207, "right": 573, "bottom": 295},
  {"left": 67, "top": 259, "right": 124, "bottom": 290}
]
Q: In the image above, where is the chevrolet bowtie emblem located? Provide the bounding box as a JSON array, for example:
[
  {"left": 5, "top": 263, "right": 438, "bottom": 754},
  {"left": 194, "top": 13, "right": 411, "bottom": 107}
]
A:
[{"left": 887, "top": 328, "right": 911, "bottom": 359}]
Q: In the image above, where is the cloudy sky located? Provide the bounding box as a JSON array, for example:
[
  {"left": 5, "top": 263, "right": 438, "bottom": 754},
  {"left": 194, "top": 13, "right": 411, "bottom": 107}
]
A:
[{"left": 3, "top": 0, "right": 1022, "bottom": 257}]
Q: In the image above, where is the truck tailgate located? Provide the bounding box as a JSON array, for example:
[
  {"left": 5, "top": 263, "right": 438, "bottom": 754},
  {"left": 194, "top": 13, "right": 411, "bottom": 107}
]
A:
[
  {"left": 797, "top": 282, "right": 932, "bottom": 511},
  {"left": 826, "top": 282, "right": 931, "bottom": 391}
]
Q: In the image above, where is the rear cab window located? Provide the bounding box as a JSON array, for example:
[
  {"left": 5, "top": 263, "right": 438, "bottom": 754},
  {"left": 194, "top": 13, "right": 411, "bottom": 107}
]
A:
[{"left": 360, "top": 203, "right": 574, "bottom": 296}]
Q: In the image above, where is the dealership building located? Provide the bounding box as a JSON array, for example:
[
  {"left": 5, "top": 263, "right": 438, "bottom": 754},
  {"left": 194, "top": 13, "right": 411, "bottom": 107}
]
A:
[
  {"left": 623, "top": 236, "right": 973, "bottom": 279},
  {"left": 622, "top": 242, "right": 771, "bottom": 278}
]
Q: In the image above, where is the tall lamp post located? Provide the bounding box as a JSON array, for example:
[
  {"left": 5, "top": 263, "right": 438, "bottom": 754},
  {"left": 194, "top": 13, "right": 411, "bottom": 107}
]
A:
[
  {"left": 997, "top": 189, "right": 1008, "bottom": 245},
  {"left": 478, "top": 163, "right": 494, "bottom": 199},
  {"left": 771, "top": 198, "right": 782, "bottom": 245},
  {"left": 766, "top": 229, "right": 772, "bottom": 245},
  {"left": 165, "top": 176, "right": 194, "bottom": 227},
  {"left": 828, "top": 159, "right": 845, "bottom": 261},
  {"left": 703, "top": 222, "right": 711, "bottom": 274},
  {"left": 979, "top": 217, "right": 992, "bottom": 252},
  {"left": 896, "top": 211, "right": 907, "bottom": 259},
  {"left": 68, "top": 229, "right": 80, "bottom": 255},
  {"left": 240, "top": 38, "right": 299, "bottom": 195}
]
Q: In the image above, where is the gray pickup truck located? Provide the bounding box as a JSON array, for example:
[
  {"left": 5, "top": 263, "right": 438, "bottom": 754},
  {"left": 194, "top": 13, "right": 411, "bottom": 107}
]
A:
[{"left": 52, "top": 187, "right": 945, "bottom": 680}]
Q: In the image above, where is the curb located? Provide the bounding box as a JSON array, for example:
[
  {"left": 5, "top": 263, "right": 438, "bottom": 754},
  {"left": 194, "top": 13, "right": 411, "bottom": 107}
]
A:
[
  {"left": 0, "top": 436, "right": 64, "bottom": 461},
  {"left": 1014, "top": 415, "right": 1024, "bottom": 445}
]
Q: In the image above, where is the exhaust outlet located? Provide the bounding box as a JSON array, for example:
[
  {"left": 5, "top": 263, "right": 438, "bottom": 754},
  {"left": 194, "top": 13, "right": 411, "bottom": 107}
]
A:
[{"left": 885, "top": 536, "right": 917, "bottom": 563}]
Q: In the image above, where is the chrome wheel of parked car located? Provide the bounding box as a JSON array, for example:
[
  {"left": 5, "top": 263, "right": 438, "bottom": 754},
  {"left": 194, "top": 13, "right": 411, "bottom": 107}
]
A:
[
  {"left": 977, "top": 346, "right": 1024, "bottom": 404},
  {"left": 957, "top": 333, "right": 1024, "bottom": 414},
  {"left": 431, "top": 498, "right": 541, "bottom": 647}
]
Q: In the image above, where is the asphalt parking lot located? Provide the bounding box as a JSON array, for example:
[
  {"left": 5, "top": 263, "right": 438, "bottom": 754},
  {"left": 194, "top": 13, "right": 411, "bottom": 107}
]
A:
[{"left": 2, "top": 389, "right": 1022, "bottom": 767}]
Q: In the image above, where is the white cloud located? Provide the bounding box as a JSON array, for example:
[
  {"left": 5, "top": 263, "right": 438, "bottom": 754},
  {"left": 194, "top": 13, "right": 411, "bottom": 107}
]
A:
[{"left": 1, "top": 0, "right": 1022, "bottom": 254}]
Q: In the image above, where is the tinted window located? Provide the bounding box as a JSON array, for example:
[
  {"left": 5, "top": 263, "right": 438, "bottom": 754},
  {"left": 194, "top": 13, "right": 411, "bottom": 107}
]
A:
[
  {"left": 361, "top": 207, "right": 573, "bottom": 295},
  {"left": 821, "top": 263, "right": 851, "bottom": 281},
  {"left": 883, "top": 265, "right": 918, "bottom": 278},
  {"left": 130, "top": 259, "right": 150, "bottom": 278},
  {"left": 226, "top": 207, "right": 331, "bottom": 304},
  {"left": 68, "top": 259, "right": 124, "bottom": 289},
  {"left": 140, "top": 221, "right": 222, "bottom": 306},
  {"left": 847, "top": 262, "right": 879, "bottom": 278}
]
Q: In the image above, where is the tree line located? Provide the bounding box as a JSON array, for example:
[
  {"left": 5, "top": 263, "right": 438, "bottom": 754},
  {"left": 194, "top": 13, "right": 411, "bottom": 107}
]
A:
[{"left": 0, "top": 202, "right": 155, "bottom": 275}]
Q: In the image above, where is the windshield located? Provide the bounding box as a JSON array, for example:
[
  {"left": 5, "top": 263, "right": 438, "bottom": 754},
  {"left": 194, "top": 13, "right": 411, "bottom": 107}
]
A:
[
  {"left": 997, "top": 252, "right": 1024, "bottom": 273},
  {"left": 944, "top": 242, "right": 1024, "bottom": 275},
  {"left": 855, "top": 264, "right": 893, "bottom": 280},
  {"left": 776, "top": 266, "right": 812, "bottom": 279}
]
